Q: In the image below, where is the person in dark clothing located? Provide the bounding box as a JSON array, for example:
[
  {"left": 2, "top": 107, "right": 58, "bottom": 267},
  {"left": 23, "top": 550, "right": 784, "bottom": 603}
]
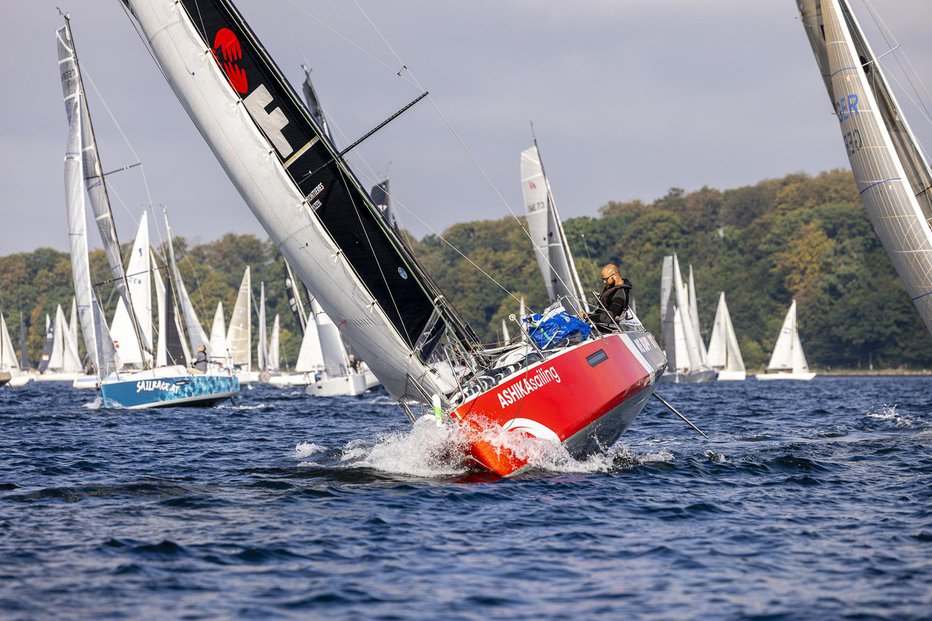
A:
[
  {"left": 586, "top": 263, "right": 632, "bottom": 330},
  {"left": 192, "top": 344, "right": 208, "bottom": 374}
]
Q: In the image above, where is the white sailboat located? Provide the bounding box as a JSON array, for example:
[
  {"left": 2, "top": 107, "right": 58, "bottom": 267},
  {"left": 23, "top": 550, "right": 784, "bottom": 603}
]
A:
[
  {"left": 208, "top": 301, "right": 230, "bottom": 366},
  {"left": 798, "top": 0, "right": 932, "bottom": 336},
  {"left": 35, "top": 304, "right": 83, "bottom": 382},
  {"left": 521, "top": 140, "right": 588, "bottom": 315},
  {"left": 56, "top": 16, "right": 238, "bottom": 407},
  {"left": 659, "top": 255, "right": 715, "bottom": 383},
  {"left": 756, "top": 300, "right": 816, "bottom": 381},
  {"left": 126, "top": 0, "right": 667, "bottom": 476},
  {"left": 225, "top": 266, "right": 257, "bottom": 384},
  {"left": 707, "top": 292, "right": 746, "bottom": 381},
  {"left": 0, "top": 313, "right": 19, "bottom": 386}
]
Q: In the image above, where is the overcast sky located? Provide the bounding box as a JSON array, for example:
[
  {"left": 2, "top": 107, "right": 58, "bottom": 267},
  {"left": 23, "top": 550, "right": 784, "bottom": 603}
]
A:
[{"left": 3, "top": 1, "right": 932, "bottom": 254}]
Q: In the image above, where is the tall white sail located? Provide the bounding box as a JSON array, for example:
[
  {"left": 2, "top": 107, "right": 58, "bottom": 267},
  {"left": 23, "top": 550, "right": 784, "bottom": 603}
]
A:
[
  {"left": 798, "top": 0, "right": 932, "bottom": 336},
  {"left": 521, "top": 144, "right": 587, "bottom": 314},
  {"left": 152, "top": 259, "right": 167, "bottom": 367},
  {"left": 68, "top": 298, "right": 79, "bottom": 361},
  {"left": 268, "top": 314, "right": 280, "bottom": 372},
  {"left": 58, "top": 25, "right": 105, "bottom": 374},
  {"left": 209, "top": 302, "right": 229, "bottom": 363},
  {"left": 226, "top": 267, "right": 252, "bottom": 371},
  {"left": 295, "top": 310, "right": 325, "bottom": 373},
  {"left": 257, "top": 281, "right": 268, "bottom": 372},
  {"left": 659, "top": 256, "right": 677, "bottom": 373},
  {"left": 672, "top": 307, "right": 689, "bottom": 374},
  {"left": 48, "top": 305, "right": 82, "bottom": 373},
  {"left": 60, "top": 20, "right": 149, "bottom": 360},
  {"left": 687, "top": 266, "right": 710, "bottom": 367},
  {"left": 312, "top": 299, "right": 350, "bottom": 378},
  {"left": 109, "top": 215, "right": 152, "bottom": 367},
  {"left": 125, "top": 0, "right": 470, "bottom": 403},
  {"left": 672, "top": 256, "right": 704, "bottom": 373},
  {"left": 163, "top": 210, "right": 210, "bottom": 355},
  {"left": 768, "top": 301, "right": 799, "bottom": 372},
  {"left": 708, "top": 292, "right": 745, "bottom": 373},
  {"left": 0, "top": 314, "right": 19, "bottom": 372}
]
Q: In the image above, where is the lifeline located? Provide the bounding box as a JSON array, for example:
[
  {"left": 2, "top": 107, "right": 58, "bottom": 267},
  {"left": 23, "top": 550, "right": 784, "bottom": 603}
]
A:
[{"left": 497, "top": 366, "right": 561, "bottom": 409}]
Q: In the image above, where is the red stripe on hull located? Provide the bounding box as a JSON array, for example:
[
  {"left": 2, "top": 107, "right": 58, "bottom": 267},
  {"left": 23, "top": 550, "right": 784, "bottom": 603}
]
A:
[{"left": 454, "top": 334, "right": 657, "bottom": 476}]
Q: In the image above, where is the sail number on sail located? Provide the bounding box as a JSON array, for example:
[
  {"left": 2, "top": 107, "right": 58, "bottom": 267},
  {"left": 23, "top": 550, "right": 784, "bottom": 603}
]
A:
[{"left": 836, "top": 93, "right": 862, "bottom": 155}]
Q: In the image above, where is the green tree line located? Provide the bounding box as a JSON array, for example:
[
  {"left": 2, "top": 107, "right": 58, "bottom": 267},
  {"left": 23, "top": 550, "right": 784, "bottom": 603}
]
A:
[{"left": 1, "top": 169, "right": 929, "bottom": 370}]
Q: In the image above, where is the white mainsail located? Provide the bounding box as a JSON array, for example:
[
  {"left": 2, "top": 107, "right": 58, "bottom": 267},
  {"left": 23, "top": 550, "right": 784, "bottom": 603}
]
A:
[
  {"left": 163, "top": 209, "right": 210, "bottom": 355},
  {"left": 521, "top": 143, "right": 587, "bottom": 314},
  {"left": 49, "top": 304, "right": 82, "bottom": 374},
  {"left": 257, "top": 281, "right": 268, "bottom": 372},
  {"left": 268, "top": 314, "right": 280, "bottom": 372},
  {"left": 295, "top": 310, "right": 325, "bottom": 373},
  {"left": 125, "top": 0, "right": 465, "bottom": 403},
  {"left": 660, "top": 255, "right": 677, "bottom": 373},
  {"left": 798, "top": 0, "right": 932, "bottom": 336},
  {"left": 312, "top": 299, "right": 350, "bottom": 378},
  {"left": 707, "top": 292, "right": 745, "bottom": 374},
  {"left": 687, "top": 266, "right": 710, "bottom": 367},
  {"left": 226, "top": 267, "right": 252, "bottom": 371},
  {"left": 68, "top": 298, "right": 79, "bottom": 361},
  {"left": 208, "top": 302, "right": 229, "bottom": 364},
  {"left": 672, "top": 255, "right": 705, "bottom": 373},
  {"left": 110, "top": 215, "right": 152, "bottom": 367},
  {"left": 767, "top": 300, "right": 810, "bottom": 373},
  {"left": 58, "top": 25, "right": 105, "bottom": 374},
  {"left": 672, "top": 307, "right": 689, "bottom": 374},
  {"left": 0, "top": 314, "right": 20, "bottom": 372}
]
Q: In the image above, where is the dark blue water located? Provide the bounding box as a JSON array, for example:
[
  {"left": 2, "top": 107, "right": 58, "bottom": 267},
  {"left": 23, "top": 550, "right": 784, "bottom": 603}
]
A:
[{"left": 1, "top": 377, "right": 930, "bottom": 620}]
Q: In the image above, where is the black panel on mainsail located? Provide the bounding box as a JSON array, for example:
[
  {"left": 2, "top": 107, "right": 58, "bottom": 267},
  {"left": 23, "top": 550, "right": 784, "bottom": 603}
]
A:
[{"left": 175, "top": 0, "right": 477, "bottom": 357}]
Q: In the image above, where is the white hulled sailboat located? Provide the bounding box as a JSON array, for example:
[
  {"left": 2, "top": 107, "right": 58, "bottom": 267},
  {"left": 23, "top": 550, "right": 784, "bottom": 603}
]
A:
[
  {"left": 707, "top": 292, "right": 746, "bottom": 381},
  {"left": 756, "top": 300, "right": 816, "bottom": 381},
  {"left": 57, "top": 16, "right": 238, "bottom": 407}
]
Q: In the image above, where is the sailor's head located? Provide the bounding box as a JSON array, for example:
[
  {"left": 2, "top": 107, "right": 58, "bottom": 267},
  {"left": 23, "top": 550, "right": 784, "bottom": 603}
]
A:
[
  {"left": 198, "top": 344, "right": 206, "bottom": 353},
  {"left": 601, "top": 264, "right": 620, "bottom": 287}
]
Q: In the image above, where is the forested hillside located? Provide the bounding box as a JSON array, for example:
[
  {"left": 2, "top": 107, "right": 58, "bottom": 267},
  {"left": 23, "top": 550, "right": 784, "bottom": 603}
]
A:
[{"left": 2, "top": 169, "right": 930, "bottom": 371}]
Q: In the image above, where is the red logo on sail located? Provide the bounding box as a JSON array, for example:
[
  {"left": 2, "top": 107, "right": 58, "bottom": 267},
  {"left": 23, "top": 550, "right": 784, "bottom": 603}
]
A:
[
  {"left": 529, "top": 181, "right": 537, "bottom": 189},
  {"left": 212, "top": 28, "right": 248, "bottom": 94}
]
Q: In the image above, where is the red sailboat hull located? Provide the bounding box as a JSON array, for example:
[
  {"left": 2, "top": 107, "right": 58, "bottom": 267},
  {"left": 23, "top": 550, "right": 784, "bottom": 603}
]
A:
[{"left": 453, "top": 332, "right": 665, "bottom": 476}]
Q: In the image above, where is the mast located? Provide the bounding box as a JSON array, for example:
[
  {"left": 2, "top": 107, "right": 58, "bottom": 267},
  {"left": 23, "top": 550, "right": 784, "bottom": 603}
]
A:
[
  {"left": 797, "top": 0, "right": 932, "bottom": 335},
  {"left": 63, "top": 15, "right": 150, "bottom": 363},
  {"left": 125, "top": 0, "right": 478, "bottom": 403}
]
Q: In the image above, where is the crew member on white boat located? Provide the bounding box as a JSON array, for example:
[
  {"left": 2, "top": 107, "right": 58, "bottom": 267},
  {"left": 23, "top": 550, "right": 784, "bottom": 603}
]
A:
[
  {"left": 585, "top": 263, "right": 632, "bottom": 330},
  {"left": 192, "top": 344, "right": 208, "bottom": 374}
]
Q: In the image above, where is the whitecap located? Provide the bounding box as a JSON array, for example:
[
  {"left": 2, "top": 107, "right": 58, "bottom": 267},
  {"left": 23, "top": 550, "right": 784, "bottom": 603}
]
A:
[{"left": 866, "top": 404, "right": 913, "bottom": 427}]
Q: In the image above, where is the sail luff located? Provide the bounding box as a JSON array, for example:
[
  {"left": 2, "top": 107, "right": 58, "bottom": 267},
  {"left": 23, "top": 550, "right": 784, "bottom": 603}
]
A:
[
  {"left": 660, "top": 255, "right": 677, "bottom": 373},
  {"left": 125, "top": 0, "right": 468, "bottom": 402}
]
